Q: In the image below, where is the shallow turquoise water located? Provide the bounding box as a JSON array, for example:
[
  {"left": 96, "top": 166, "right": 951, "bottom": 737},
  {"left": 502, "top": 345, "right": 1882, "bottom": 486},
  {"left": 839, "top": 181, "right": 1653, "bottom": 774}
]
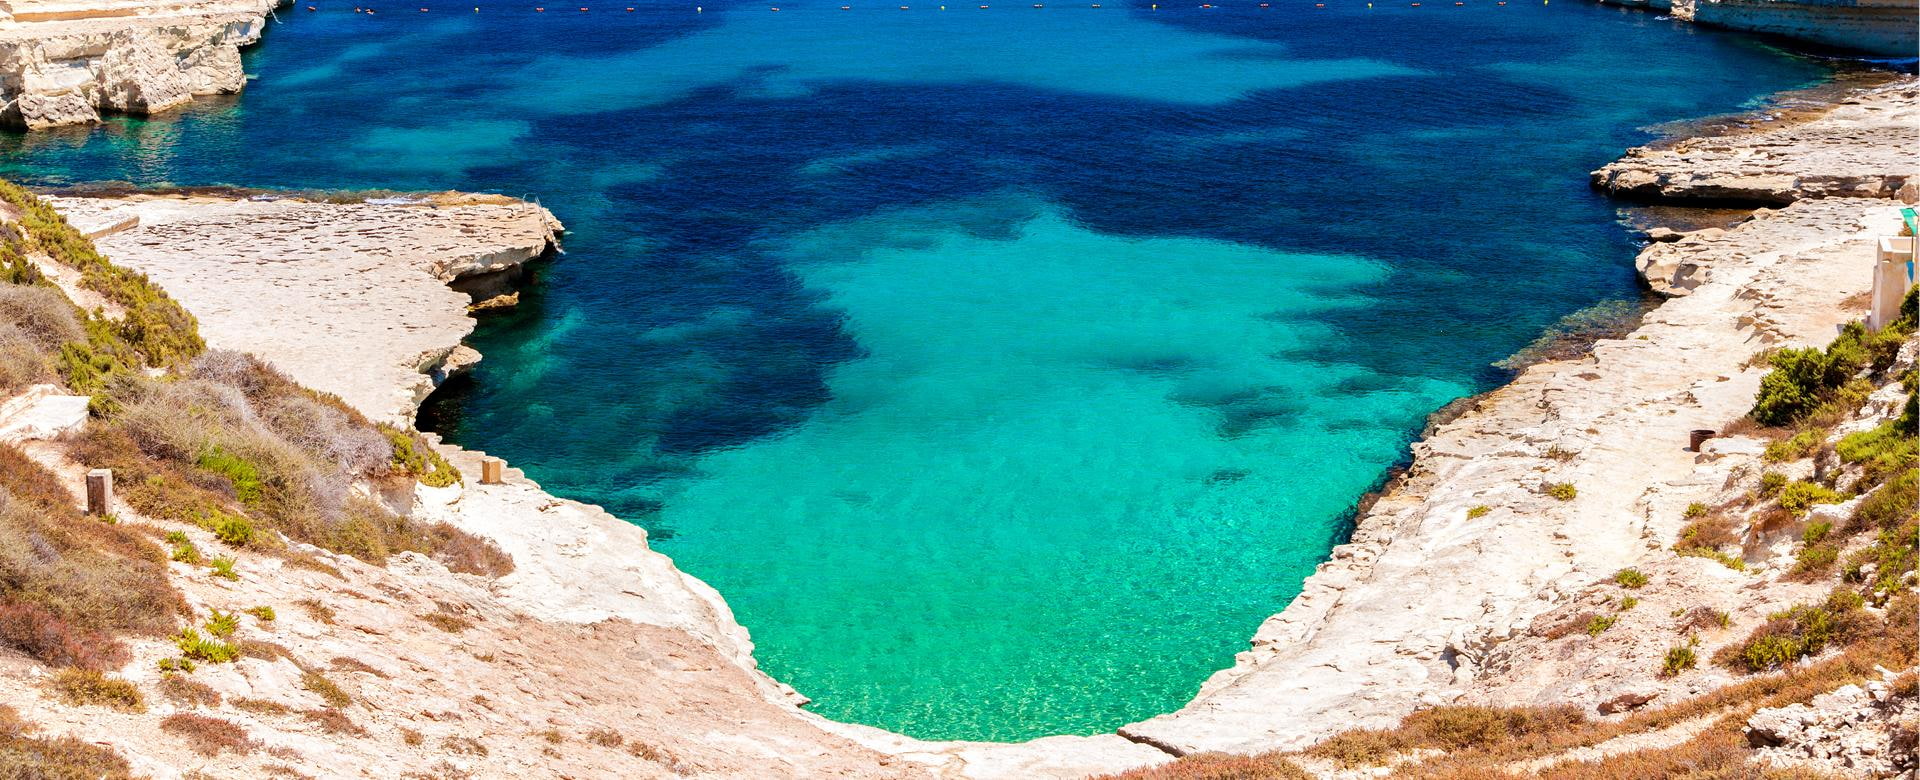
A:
[{"left": 0, "top": 2, "right": 1829, "bottom": 740}]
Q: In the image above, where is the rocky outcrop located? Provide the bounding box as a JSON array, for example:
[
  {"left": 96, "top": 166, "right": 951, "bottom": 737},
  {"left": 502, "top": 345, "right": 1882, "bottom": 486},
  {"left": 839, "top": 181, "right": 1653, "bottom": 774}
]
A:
[
  {"left": 42, "top": 190, "right": 1171, "bottom": 779},
  {"left": 1596, "top": 0, "right": 1918, "bottom": 57},
  {"left": 51, "top": 192, "right": 562, "bottom": 426},
  {"left": 1116, "top": 193, "right": 1909, "bottom": 756},
  {"left": 0, "top": 0, "right": 281, "bottom": 129},
  {"left": 1746, "top": 676, "right": 1918, "bottom": 777},
  {"left": 1592, "top": 78, "right": 1920, "bottom": 207}
]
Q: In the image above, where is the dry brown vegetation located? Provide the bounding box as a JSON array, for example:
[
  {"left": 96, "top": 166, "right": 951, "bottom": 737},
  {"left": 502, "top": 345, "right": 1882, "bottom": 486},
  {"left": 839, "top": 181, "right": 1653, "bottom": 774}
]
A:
[
  {"left": 303, "top": 707, "right": 368, "bottom": 737},
  {"left": 0, "top": 702, "right": 132, "bottom": 778},
  {"left": 0, "top": 443, "right": 180, "bottom": 669},
  {"left": 159, "top": 713, "right": 254, "bottom": 757},
  {"left": 75, "top": 350, "right": 511, "bottom": 577},
  {"left": 1105, "top": 308, "right": 1918, "bottom": 779},
  {"left": 158, "top": 673, "right": 222, "bottom": 708},
  {"left": 44, "top": 668, "right": 144, "bottom": 711}
]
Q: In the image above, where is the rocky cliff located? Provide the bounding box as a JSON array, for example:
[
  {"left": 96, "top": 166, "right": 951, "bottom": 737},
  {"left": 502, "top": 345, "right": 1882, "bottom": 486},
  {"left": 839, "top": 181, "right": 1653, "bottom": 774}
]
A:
[
  {"left": 1115, "top": 77, "right": 1920, "bottom": 761},
  {"left": 1597, "top": 0, "right": 1918, "bottom": 57},
  {"left": 0, "top": 0, "right": 281, "bottom": 129}
]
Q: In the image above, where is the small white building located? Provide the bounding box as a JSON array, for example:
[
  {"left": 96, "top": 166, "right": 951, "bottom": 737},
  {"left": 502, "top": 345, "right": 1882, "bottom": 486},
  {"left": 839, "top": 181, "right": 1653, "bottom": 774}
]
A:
[{"left": 1868, "top": 209, "right": 1918, "bottom": 332}]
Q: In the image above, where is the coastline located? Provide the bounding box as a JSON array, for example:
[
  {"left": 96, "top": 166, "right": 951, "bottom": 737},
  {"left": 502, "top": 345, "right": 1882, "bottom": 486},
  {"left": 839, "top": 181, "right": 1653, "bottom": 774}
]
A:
[
  {"left": 0, "top": 40, "right": 1910, "bottom": 780},
  {"left": 0, "top": 0, "right": 285, "bottom": 129}
]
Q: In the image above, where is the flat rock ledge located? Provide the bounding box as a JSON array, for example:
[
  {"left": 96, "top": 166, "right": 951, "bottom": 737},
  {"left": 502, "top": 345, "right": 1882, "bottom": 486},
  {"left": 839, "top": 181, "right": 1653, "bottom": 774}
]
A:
[
  {"left": 1591, "top": 77, "right": 1920, "bottom": 206},
  {"left": 53, "top": 192, "right": 562, "bottom": 426},
  {"left": 1117, "top": 194, "right": 1909, "bottom": 757},
  {"left": 50, "top": 190, "right": 1168, "bottom": 779},
  {"left": 0, "top": 0, "right": 283, "bottom": 129}
]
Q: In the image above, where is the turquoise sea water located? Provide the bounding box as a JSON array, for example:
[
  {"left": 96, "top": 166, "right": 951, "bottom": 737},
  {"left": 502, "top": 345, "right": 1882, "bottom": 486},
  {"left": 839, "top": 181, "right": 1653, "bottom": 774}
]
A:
[{"left": 0, "top": 2, "right": 1828, "bottom": 740}]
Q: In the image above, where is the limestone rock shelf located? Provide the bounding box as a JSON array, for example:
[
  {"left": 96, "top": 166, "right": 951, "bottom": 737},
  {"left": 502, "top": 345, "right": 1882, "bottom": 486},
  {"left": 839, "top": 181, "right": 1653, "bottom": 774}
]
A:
[{"left": 0, "top": 0, "right": 283, "bottom": 129}]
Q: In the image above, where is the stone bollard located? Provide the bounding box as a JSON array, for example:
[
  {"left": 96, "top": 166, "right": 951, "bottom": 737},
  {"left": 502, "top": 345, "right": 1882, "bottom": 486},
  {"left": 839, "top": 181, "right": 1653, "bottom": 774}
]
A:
[
  {"left": 479, "top": 458, "right": 505, "bottom": 485},
  {"left": 85, "top": 469, "right": 113, "bottom": 516}
]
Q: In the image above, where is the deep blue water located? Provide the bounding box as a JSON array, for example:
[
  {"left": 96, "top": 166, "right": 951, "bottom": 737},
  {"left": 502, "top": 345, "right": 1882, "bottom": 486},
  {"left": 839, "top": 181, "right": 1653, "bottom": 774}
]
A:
[{"left": 0, "top": 2, "right": 1828, "bottom": 741}]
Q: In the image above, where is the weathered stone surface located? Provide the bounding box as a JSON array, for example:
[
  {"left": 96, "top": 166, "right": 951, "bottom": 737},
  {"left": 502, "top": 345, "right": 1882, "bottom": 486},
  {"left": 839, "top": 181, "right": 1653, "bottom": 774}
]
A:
[
  {"left": 0, "top": 383, "right": 88, "bottom": 443},
  {"left": 1747, "top": 676, "right": 1919, "bottom": 778},
  {"left": 0, "top": 0, "right": 279, "bottom": 129},
  {"left": 1592, "top": 79, "right": 1920, "bottom": 206},
  {"left": 1597, "top": 0, "right": 1918, "bottom": 58},
  {"left": 51, "top": 193, "right": 562, "bottom": 426},
  {"left": 37, "top": 190, "right": 1170, "bottom": 780},
  {"left": 1117, "top": 196, "right": 1908, "bottom": 756}
]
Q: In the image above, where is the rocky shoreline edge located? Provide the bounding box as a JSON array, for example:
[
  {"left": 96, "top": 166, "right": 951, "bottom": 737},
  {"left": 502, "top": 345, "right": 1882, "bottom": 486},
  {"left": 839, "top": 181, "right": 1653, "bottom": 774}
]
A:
[{"left": 0, "top": 70, "right": 1912, "bottom": 780}]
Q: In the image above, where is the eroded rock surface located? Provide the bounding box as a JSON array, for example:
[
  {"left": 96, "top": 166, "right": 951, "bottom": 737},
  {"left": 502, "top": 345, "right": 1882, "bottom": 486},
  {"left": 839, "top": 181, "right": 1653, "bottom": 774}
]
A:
[
  {"left": 0, "top": 0, "right": 282, "bottom": 129},
  {"left": 51, "top": 193, "right": 561, "bottom": 426},
  {"left": 1592, "top": 79, "right": 1920, "bottom": 206},
  {"left": 1118, "top": 197, "right": 1908, "bottom": 756},
  {"left": 1747, "top": 677, "right": 1918, "bottom": 778},
  {"left": 40, "top": 190, "right": 1169, "bottom": 779}
]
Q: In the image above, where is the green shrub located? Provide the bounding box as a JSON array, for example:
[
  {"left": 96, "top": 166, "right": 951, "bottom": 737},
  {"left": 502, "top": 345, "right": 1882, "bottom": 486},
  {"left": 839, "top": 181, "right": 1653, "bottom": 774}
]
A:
[
  {"left": 1466, "top": 505, "right": 1490, "bottom": 519},
  {"left": 1545, "top": 482, "right": 1577, "bottom": 501},
  {"left": 1614, "top": 568, "right": 1648, "bottom": 589},
  {"left": 1835, "top": 405, "right": 1917, "bottom": 490},
  {"left": 1683, "top": 502, "right": 1709, "bottom": 519},
  {"left": 1758, "top": 471, "right": 1788, "bottom": 497},
  {"left": 1750, "top": 302, "right": 1915, "bottom": 427},
  {"left": 246, "top": 606, "right": 275, "bottom": 622},
  {"left": 204, "top": 610, "right": 239, "bottom": 638},
  {"left": 383, "top": 426, "right": 462, "bottom": 488},
  {"left": 1677, "top": 545, "right": 1748, "bottom": 572},
  {"left": 169, "top": 539, "right": 201, "bottom": 565},
  {"left": 1715, "top": 589, "right": 1870, "bottom": 673},
  {"left": 195, "top": 446, "right": 264, "bottom": 506},
  {"left": 209, "top": 512, "right": 254, "bottom": 547},
  {"left": 1619, "top": 596, "right": 1639, "bottom": 611},
  {"left": 1778, "top": 481, "right": 1842, "bottom": 516},
  {"left": 208, "top": 557, "right": 238, "bottom": 581},
  {"left": 1803, "top": 520, "right": 1832, "bottom": 544},
  {"left": 173, "top": 628, "right": 238, "bottom": 663},
  {"left": 0, "top": 181, "right": 203, "bottom": 368},
  {"left": 1793, "top": 544, "right": 1838, "bottom": 575},
  {"left": 1584, "top": 615, "right": 1616, "bottom": 636},
  {"left": 1658, "top": 645, "right": 1697, "bottom": 677},
  {"left": 1764, "top": 429, "right": 1826, "bottom": 462}
]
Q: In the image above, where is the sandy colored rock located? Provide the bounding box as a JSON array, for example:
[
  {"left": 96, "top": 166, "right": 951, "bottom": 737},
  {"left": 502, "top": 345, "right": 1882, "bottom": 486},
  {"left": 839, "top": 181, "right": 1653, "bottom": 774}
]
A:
[
  {"left": 51, "top": 193, "right": 561, "bottom": 426},
  {"left": 0, "top": 0, "right": 282, "bottom": 129},
  {"left": 36, "top": 190, "right": 1170, "bottom": 779},
  {"left": 1592, "top": 78, "right": 1920, "bottom": 206},
  {"left": 1118, "top": 197, "right": 1908, "bottom": 756}
]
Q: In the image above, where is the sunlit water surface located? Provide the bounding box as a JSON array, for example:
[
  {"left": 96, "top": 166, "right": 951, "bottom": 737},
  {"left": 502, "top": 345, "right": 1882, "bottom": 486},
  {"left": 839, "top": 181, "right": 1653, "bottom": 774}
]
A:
[{"left": 0, "top": 1, "right": 1828, "bottom": 740}]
